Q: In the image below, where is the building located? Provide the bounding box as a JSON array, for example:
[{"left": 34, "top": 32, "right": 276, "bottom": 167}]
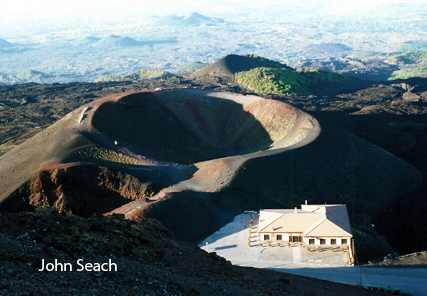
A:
[{"left": 258, "top": 202, "right": 352, "bottom": 246}]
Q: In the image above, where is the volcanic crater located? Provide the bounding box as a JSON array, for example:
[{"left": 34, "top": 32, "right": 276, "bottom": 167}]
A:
[
  {"left": 90, "top": 89, "right": 318, "bottom": 164},
  {"left": 0, "top": 88, "right": 320, "bottom": 216}
]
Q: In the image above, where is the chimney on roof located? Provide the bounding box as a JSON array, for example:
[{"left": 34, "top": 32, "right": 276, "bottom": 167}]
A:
[
  {"left": 305, "top": 200, "right": 308, "bottom": 205},
  {"left": 294, "top": 207, "right": 297, "bottom": 213}
]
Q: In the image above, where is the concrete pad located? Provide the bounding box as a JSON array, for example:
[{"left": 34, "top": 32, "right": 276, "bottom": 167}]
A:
[{"left": 199, "top": 211, "right": 260, "bottom": 262}]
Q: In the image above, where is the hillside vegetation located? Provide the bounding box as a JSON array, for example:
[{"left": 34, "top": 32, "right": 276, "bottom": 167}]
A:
[
  {"left": 174, "top": 61, "right": 208, "bottom": 73},
  {"left": 396, "top": 40, "right": 427, "bottom": 52},
  {"left": 16, "top": 69, "right": 53, "bottom": 81},
  {"left": 0, "top": 74, "right": 23, "bottom": 85},
  {"left": 95, "top": 68, "right": 174, "bottom": 82},
  {"left": 349, "top": 40, "right": 427, "bottom": 81},
  {"left": 73, "top": 147, "right": 138, "bottom": 166},
  {"left": 389, "top": 67, "right": 427, "bottom": 80},
  {"left": 350, "top": 51, "right": 389, "bottom": 59},
  {"left": 0, "top": 69, "right": 55, "bottom": 84},
  {"left": 387, "top": 51, "right": 427, "bottom": 66},
  {"left": 234, "top": 56, "right": 353, "bottom": 95}
]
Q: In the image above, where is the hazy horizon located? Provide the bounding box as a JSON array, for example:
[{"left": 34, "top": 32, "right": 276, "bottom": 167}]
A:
[{"left": 1, "top": 0, "right": 426, "bottom": 42}]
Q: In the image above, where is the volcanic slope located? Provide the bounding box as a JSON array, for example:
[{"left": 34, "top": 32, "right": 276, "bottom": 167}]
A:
[
  {"left": 189, "top": 54, "right": 288, "bottom": 77},
  {"left": 191, "top": 54, "right": 355, "bottom": 95},
  {"left": 0, "top": 88, "right": 320, "bottom": 216},
  {"left": 94, "top": 68, "right": 174, "bottom": 82}
]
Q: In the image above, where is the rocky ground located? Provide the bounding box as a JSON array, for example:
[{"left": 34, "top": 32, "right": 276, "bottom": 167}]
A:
[
  {"left": 0, "top": 77, "right": 235, "bottom": 154},
  {"left": 365, "top": 251, "right": 427, "bottom": 267},
  {"left": 293, "top": 57, "right": 401, "bottom": 82},
  {"left": 0, "top": 209, "right": 382, "bottom": 296}
]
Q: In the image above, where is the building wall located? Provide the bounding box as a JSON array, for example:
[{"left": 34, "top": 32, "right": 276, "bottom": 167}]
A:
[
  {"left": 260, "top": 233, "right": 300, "bottom": 242},
  {"left": 303, "top": 237, "right": 350, "bottom": 246},
  {"left": 260, "top": 233, "right": 351, "bottom": 246}
]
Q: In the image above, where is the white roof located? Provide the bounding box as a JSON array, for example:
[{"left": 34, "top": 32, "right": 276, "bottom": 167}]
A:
[{"left": 259, "top": 204, "right": 352, "bottom": 237}]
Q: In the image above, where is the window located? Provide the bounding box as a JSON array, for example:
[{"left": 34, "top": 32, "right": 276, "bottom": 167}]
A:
[
  {"left": 309, "top": 239, "right": 315, "bottom": 245},
  {"left": 320, "top": 239, "right": 326, "bottom": 245},
  {"left": 263, "top": 234, "right": 270, "bottom": 241},
  {"left": 291, "top": 236, "right": 302, "bottom": 242},
  {"left": 331, "top": 239, "right": 336, "bottom": 245},
  {"left": 276, "top": 234, "right": 282, "bottom": 241},
  {"left": 341, "top": 239, "right": 348, "bottom": 245}
]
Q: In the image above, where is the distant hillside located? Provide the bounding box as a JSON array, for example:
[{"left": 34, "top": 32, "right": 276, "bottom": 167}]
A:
[
  {"left": 389, "top": 67, "right": 427, "bottom": 80},
  {"left": 0, "top": 38, "right": 13, "bottom": 48},
  {"left": 94, "top": 75, "right": 121, "bottom": 83},
  {"left": 351, "top": 51, "right": 389, "bottom": 60},
  {"left": 73, "top": 36, "right": 101, "bottom": 46},
  {"left": 95, "top": 68, "right": 174, "bottom": 82},
  {"left": 146, "top": 15, "right": 160, "bottom": 22},
  {"left": 386, "top": 42, "right": 427, "bottom": 80},
  {"left": 95, "top": 35, "right": 146, "bottom": 48},
  {"left": 93, "top": 35, "right": 177, "bottom": 48},
  {"left": 152, "top": 14, "right": 183, "bottom": 26},
  {"left": 190, "top": 54, "right": 288, "bottom": 77},
  {"left": 174, "top": 61, "right": 209, "bottom": 74},
  {"left": 220, "top": 55, "right": 354, "bottom": 95},
  {"left": 349, "top": 41, "right": 427, "bottom": 80},
  {"left": 348, "top": 47, "right": 427, "bottom": 80},
  {"left": 189, "top": 54, "right": 354, "bottom": 95},
  {"left": 152, "top": 12, "right": 224, "bottom": 27},
  {"left": 0, "top": 74, "right": 23, "bottom": 85},
  {"left": 184, "top": 12, "right": 223, "bottom": 26},
  {"left": 303, "top": 42, "right": 352, "bottom": 56},
  {"left": 387, "top": 51, "right": 427, "bottom": 66},
  {"left": 396, "top": 40, "right": 427, "bottom": 52},
  {"left": 16, "top": 69, "right": 53, "bottom": 81},
  {"left": 124, "top": 69, "right": 174, "bottom": 80}
]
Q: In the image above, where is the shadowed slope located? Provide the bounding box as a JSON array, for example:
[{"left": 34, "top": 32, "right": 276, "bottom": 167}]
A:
[{"left": 91, "top": 92, "right": 272, "bottom": 164}]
